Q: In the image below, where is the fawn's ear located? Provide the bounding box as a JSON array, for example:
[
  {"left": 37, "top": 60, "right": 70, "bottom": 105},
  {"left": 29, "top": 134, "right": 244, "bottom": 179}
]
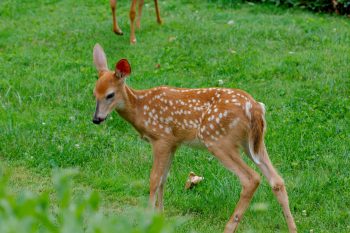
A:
[
  {"left": 115, "top": 59, "right": 131, "bottom": 79},
  {"left": 93, "top": 44, "right": 108, "bottom": 73}
]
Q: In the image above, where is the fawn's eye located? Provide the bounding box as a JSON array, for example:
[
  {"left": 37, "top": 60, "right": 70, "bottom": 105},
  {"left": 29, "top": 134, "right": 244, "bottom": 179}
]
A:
[{"left": 106, "top": 93, "right": 115, "bottom": 100}]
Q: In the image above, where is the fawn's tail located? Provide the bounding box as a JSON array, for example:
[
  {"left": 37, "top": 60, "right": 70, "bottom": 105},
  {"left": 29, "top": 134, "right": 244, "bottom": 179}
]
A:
[{"left": 248, "top": 102, "right": 266, "bottom": 164}]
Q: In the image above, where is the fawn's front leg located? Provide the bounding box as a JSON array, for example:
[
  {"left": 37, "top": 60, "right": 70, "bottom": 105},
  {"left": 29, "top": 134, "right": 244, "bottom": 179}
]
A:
[{"left": 149, "top": 140, "right": 176, "bottom": 210}]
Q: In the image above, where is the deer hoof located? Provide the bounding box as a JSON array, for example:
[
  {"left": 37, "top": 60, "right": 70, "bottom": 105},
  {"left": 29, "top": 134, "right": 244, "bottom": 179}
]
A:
[
  {"left": 113, "top": 28, "right": 123, "bottom": 35},
  {"left": 130, "top": 38, "right": 137, "bottom": 44}
]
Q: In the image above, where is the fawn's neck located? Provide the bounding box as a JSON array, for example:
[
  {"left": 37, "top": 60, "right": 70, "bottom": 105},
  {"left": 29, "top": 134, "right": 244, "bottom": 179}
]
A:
[{"left": 115, "top": 84, "right": 139, "bottom": 124}]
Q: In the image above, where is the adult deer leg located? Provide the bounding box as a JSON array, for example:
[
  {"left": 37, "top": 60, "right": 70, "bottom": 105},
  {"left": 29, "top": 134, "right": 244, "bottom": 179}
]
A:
[
  {"left": 136, "top": 0, "right": 144, "bottom": 29},
  {"left": 154, "top": 0, "right": 162, "bottom": 24},
  {"left": 209, "top": 145, "right": 261, "bottom": 233},
  {"left": 149, "top": 140, "right": 176, "bottom": 210},
  {"left": 110, "top": 0, "right": 123, "bottom": 35},
  {"left": 129, "top": 0, "right": 137, "bottom": 44}
]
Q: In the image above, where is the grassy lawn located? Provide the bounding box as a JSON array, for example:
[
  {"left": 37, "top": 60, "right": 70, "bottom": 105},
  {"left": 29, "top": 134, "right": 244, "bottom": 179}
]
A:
[{"left": 1, "top": 0, "right": 350, "bottom": 232}]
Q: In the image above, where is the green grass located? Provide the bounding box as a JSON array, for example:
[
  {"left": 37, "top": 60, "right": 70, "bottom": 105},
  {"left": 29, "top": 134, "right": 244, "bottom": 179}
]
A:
[{"left": 1, "top": 0, "right": 350, "bottom": 232}]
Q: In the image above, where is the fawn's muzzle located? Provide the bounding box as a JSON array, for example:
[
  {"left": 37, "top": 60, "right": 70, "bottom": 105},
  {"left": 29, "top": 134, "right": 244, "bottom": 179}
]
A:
[
  {"left": 93, "top": 101, "right": 106, "bottom": 124},
  {"left": 92, "top": 117, "right": 105, "bottom": 124}
]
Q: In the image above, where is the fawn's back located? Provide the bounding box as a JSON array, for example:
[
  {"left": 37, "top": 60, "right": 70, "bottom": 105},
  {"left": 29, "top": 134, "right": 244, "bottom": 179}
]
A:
[{"left": 134, "top": 86, "right": 264, "bottom": 149}]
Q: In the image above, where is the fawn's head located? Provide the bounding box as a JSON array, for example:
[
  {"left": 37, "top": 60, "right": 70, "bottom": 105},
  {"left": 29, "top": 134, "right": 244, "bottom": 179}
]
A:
[{"left": 92, "top": 44, "right": 131, "bottom": 124}]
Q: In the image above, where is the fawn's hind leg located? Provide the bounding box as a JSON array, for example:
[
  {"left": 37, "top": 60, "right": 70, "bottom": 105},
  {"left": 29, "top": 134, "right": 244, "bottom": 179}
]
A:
[
  {"left": 208, "top": 144, "right": 260, "bottom": 233},
  {"left": 245, "top": 144, "right": 297, "bottom": 233}
]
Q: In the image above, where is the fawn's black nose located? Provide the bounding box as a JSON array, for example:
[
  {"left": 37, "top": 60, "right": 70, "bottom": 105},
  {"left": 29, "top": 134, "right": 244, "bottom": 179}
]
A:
[{"left": 92, "top": 117, "right": 104, "bottom": 124}]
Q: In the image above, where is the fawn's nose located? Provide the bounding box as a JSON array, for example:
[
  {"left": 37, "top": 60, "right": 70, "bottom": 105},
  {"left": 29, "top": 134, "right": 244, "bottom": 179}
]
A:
[{"left": 92, "top": 117, "right": 104, "bottom": 124}]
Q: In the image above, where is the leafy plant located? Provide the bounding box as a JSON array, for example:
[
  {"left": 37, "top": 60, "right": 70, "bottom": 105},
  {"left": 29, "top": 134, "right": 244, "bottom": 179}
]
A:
[{"left": 0, "top": 167, "right": 182, "bottom": 233}]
